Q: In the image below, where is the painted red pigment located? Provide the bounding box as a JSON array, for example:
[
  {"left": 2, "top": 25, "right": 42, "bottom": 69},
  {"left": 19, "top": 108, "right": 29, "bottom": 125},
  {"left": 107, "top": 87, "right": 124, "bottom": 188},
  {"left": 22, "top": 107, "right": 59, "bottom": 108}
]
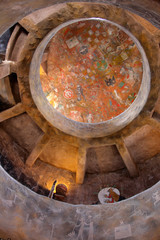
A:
[{"left": 40, "top": 20, "right": 143, "bottom": 123}]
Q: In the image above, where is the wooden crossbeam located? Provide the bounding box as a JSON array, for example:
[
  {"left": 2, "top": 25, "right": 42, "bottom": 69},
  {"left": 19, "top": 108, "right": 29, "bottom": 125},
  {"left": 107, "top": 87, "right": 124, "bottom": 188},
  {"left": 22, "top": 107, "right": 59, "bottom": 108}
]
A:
[
  {"left": 116, "top": 140, "right": 139, "bottom": 177},
  {"left": 0, "top": 103, "right": 25, "bottom": 123},
  {"left": 25, "top": 133, "right": 50, "bottom": 167},
  {"left": 76, "top": 143, "right": 87, "bottom": 184}
]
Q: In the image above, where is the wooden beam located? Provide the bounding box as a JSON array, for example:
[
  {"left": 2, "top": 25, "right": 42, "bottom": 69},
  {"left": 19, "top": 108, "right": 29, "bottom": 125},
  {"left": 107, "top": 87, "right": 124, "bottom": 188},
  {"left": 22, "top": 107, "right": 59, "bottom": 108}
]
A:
[
  {"left": 5, "top": 24, "right": 21, "bottom": 61},
  {"left": 147, "top": 117, "right": 160, "bottom": 131},
  {"left": 76, "top": 143, "right": 87, "bottom": 184},
  {"left": 26, "top": 133, "right": 50, "bottom": 167},
  {"left": 0, "top": 76, "right": 15, "bottom": 105},
  {"left": 153, "top": 92, "right": 160, "bottom": 115},
  {"left": 0, "top": 103, "right": 25, "bottom": 122},
  {"left": 0, "top": 61, "right": 17, "bottom": 79},
  {"left": 116, "top": 140, "right": 139, "bottom": 177},
  {"left": 0, "top": 61, "right": 11, "bottom": 79}
]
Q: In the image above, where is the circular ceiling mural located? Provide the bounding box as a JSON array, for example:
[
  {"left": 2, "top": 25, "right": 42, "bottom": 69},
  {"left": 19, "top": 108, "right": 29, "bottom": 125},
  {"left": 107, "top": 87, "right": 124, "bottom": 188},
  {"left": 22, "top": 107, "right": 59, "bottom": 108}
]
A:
[
  {"left": 30, "top": 18, "right": 150, "bottom": 138},
  {"left": 40, "top": 19, "right": 143, "bottom": 123}
]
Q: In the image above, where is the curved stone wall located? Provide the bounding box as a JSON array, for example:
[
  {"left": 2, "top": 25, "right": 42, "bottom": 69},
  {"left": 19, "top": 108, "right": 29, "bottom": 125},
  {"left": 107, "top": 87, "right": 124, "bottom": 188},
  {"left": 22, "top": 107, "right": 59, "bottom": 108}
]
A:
[
  {"left": 0, "top": 1, "right": 160, "bottom": 240},
  {"left": 0, "top": 165, "right": 160, "bottom": 240}
]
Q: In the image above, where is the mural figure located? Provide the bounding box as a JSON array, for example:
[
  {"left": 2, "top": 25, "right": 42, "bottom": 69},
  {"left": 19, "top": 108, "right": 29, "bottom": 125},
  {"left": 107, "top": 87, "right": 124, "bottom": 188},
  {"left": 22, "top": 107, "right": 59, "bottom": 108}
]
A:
[
  {"left": 68, "top": 215, "right": 94, "bottom": 240},
  {"left": 105, "top": 76, "right": 116, "bottom": 86},
  {"left": 152, "top": 191, "right": 160, "bottom": 206}
]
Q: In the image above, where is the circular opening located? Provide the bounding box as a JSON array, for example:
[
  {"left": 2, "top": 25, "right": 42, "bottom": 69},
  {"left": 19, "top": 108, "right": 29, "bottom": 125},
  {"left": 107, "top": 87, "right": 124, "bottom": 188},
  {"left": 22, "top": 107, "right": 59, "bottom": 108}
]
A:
[{"left": 30, "top": 18, "right": 150, "bottom": 138}]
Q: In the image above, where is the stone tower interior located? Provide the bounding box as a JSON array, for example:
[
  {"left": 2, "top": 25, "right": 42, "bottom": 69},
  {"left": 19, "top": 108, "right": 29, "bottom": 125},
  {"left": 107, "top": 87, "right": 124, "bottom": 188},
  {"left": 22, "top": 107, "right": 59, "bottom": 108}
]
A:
[{"left": 0, "top": 1, "right": 160, "bottom": 240}]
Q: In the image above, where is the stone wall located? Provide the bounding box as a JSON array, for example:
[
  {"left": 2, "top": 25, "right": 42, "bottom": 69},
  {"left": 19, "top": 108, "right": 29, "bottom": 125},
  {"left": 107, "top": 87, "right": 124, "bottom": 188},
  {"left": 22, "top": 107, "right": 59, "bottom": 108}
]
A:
[
  {"left": 0, "top": 0, "right": 160, "bottom": 239},
  {"left": 0, "top": 165, "right": 160, "bottom": 240}
]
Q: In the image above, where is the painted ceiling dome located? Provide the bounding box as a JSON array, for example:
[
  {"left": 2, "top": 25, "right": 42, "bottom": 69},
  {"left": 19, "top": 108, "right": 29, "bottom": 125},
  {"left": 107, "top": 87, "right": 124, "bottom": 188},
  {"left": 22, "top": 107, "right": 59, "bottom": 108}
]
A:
[
  {"left": 40, "top": 19, "right": 143, "bottom": 123},
  {"left": 30, "top": 18, "right": 150, "bottom": 138}
]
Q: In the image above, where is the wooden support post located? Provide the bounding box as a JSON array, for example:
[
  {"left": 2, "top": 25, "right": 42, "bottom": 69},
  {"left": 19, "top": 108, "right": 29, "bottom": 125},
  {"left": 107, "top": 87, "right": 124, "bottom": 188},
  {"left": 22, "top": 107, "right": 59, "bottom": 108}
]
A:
[
  {"left": 76, "top": 142, "right": 87, "bottom": 184},
  {"left": 116, "top": 140, "right": 139, "bottom": 177},
  {"left": 26, "top": 133, "right": 50, "bottom": 167},
  {"left": 0, "top": 103, "right": 25, "bottom": 122}
]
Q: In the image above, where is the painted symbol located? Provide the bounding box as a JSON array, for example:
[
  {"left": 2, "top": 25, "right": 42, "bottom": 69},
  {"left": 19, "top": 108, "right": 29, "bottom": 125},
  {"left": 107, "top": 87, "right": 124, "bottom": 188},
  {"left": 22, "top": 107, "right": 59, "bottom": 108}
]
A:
[
  {"left": 115, "top": 224, "right": 132, "bottom": 239},
  {"left": 64, "top": 89, "right": 73, "bottom": 99},
  {"left": 119, "top": 81, "right": 125, "bottom": 88},
  {"left": 121, "top": 51, "right": 128, "bottom": 60},
  {"left": 87, "top": 113, "right": 93, "bottom": 123},
  {"left": 66, "top": 36, "right": 79, "bottom": 49},
  {"left": 77, "top": 85, "right": 85, "bottom": 101},
  {"left": 97, "top": 59, "right": 108, "bottom": 71},
  {"left": 88, "top": 30, "right": 93, "bottom": 35},
  {"left": 70, "top": 111, "right": 82, "bottom": 121},
  {"left": 128, "top": 93, "right": 136, "bottom": 102},
  {"left": 96, "top": 23, "right": 101, "bottom": 29},
  {"left": 90, "top": 90, "right": 97, "bottom": 98},
  {"left": 94, "top": 38, "right": 99, "bottom": 43},
  {"left": 105, "top": 76, "right": 116, "bottom": 86},
  {"left": 79, "top": 45, "right": 88, "bottom": 55},
  {"left": 152, "top": 191, "right": 160, "bottom": 206}
]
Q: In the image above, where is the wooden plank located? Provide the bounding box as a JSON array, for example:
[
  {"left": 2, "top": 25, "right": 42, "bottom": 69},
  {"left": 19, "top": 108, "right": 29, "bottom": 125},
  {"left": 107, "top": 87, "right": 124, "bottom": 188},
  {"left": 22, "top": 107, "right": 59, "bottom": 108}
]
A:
[
  {"left": 116, "top": 140, "right": 139, "bottom": 177},
  {"left": 25, "top": 133, "right": 50, "bottom": 167},
  {"left": 0, "top": 103, "right": 25, "bottom": 122},
  {"left": 76, "top": 143, "right": 87, "bottom": 184}
]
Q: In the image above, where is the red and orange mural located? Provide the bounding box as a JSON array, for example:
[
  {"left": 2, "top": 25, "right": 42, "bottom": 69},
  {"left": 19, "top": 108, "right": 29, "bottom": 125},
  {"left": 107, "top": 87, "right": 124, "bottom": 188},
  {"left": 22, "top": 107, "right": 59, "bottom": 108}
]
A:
[{"left": 40, "top": 20, "right": 143, "bottom": 123}]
